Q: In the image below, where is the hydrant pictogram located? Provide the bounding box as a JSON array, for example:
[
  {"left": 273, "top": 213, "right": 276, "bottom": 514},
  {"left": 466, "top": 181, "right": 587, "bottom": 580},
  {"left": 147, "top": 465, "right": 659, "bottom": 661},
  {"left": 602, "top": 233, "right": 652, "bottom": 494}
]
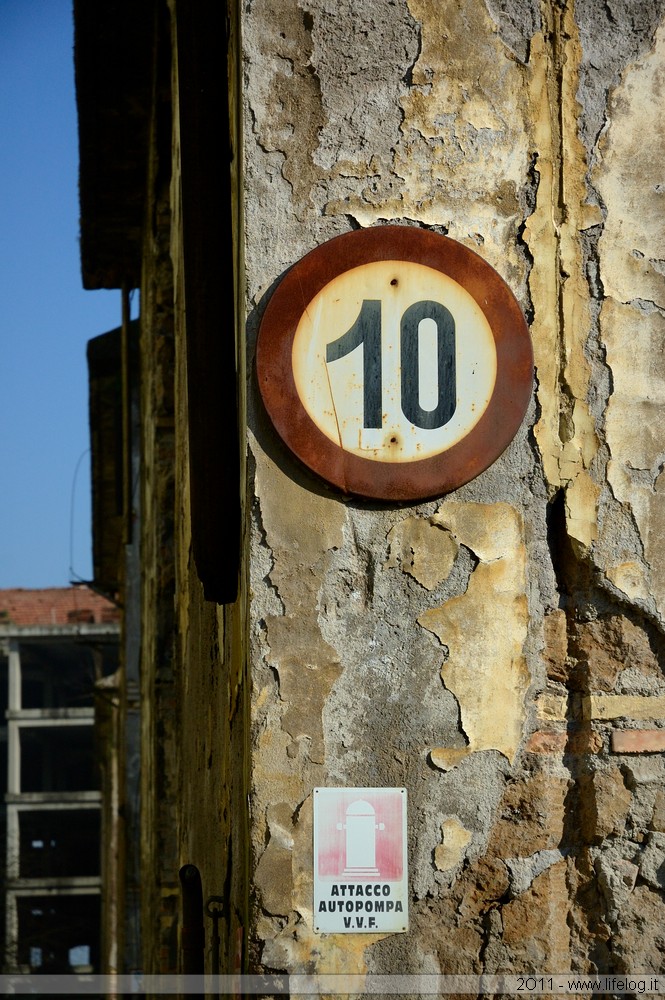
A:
[{"left": 337, "top": 799, "right": 385, "bottom": 876}]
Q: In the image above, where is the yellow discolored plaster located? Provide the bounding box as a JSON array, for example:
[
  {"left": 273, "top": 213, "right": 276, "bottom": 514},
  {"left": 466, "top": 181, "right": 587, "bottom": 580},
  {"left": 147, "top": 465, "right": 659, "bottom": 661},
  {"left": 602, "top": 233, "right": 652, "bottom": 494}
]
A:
[
  {"left": 603, "top": 301, "right": 665, "bottom": 470},
  {"left": 253, "top": 438, "right": 345, "bottom": 597},
  {"left": 523, "top": 28, "right": 560, "bottom": 492},
  {"left": 594, "top": 24, "right": 665, "bottom": 618},
  {"left": 430, "top": 748, "right": 471, "bottom": 771},
  {"left": 606, "top": 561, "right": 652, "bottom": 605},
  {"left": 265, "top": 617, "right": 341, "bottom": 764},
  {"left": 255, "top": 802, "right": 297, "bottom": 918},
  {"left": 418, "top": 503, "right": 530, "bottom": 769},
  {"left": 253, "top": 723, "right": 310, "bottom": 807},
  {"left": 564, "top": 469, "right": 600, "bottom": 554},
  {"left": 602, "top": 298, "right": 665, "bottom": 615},
  {"left": 525, "top": 10, "right": 599, "bottom": 516},
  {"left": 434, "top": 818, "right": 473, "bottom": 871},
  {"left": 386, "top": 516, "right": 458, "bottom": 590},
  {"left": 430, "top": 501, "right": 522, "bottom": 561},
  {"left": 596, "top": 23, "right": 665, "bottom": 308}
]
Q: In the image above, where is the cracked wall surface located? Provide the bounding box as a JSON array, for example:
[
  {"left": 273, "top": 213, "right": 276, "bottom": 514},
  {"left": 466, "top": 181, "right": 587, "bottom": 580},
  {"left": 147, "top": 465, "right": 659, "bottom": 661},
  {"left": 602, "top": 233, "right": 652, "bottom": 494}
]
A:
[{"left": 244, "top": 0, "right": 665, "bottom": 975}]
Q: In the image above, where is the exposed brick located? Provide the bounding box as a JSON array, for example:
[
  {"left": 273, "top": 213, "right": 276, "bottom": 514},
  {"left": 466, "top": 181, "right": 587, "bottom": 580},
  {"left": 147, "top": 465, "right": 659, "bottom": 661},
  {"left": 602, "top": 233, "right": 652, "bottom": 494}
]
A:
[
  {"left": 578, "top": 768, "right": 632, "bottom": 842},
  {"left": 584, "top": 694, "right": 665, "bottom": 721},
  {"left": 526, "top": 729, "right": 603, "bottom": 754},
  {"left": 570, "top": 615, "right": 659, "bottom": 692},
  {"left": 526, "top": 731, "right": 567, "bottom": 753},
  {"left": 651, "top": 790, "right": 665, "bottom": 832},
  {"left": 488, "top": 773, "right": 567, "bottom": 855},
  {"left": 543, "top": 609, "right": 569, "bottom": 683},
  {"left": 570, "top": 730, "right": 604, "bottom": 753},
  {"left": 536, "top": 692, "right": 568, "bottom": 720},
  {"left": 611, "top": 729, "right": 665, "bottom": 754}
]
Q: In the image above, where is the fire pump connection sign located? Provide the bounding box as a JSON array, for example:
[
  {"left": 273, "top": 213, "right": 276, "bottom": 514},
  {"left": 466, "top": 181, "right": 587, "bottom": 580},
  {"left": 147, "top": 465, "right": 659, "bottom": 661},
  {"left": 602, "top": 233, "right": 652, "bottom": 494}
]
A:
[{"left": 313, "top": 787, "right": 408, "bottom": 934}]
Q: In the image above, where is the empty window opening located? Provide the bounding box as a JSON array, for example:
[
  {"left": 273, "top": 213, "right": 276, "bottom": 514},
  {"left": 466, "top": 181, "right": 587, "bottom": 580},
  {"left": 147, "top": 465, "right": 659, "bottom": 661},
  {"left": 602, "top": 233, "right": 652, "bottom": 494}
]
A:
[
  {"left": 19, "top": 809, "right": 100, "bottom": 877},
  {"left": 20, "top": 726, "right": 97, "bottom": 792}
]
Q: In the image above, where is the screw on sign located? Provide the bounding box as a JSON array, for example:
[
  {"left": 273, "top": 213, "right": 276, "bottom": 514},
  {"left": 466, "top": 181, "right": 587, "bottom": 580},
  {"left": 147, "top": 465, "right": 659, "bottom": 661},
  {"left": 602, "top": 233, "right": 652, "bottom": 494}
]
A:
[
  {"left": 256, "top": 226, "right": 533, "bottom": 501},
  {"left": 313, "top": 787, "right": 408, "bottom": 934}
]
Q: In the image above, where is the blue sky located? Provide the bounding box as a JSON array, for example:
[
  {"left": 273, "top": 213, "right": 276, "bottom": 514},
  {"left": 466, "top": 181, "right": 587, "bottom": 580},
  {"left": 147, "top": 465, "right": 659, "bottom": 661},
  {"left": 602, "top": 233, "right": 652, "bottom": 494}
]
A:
[{"left": 0, "top": 1, "right": 123, "bottom": 588}]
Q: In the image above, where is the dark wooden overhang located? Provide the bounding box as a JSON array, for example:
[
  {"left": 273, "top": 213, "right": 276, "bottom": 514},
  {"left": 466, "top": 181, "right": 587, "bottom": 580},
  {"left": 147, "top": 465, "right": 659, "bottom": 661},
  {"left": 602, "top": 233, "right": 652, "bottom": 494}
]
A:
[
  {"left": 174, "top": 0, "right": 241, "bottom": 604},
  {"left": 87, "top": 324, "right": 139, "bottom": 600},
  {"left": 76, "top": 0, "right": 241, "bottom": 605},
  {"left": 74, "top": 0, "right": 153, "bottom": 290}
]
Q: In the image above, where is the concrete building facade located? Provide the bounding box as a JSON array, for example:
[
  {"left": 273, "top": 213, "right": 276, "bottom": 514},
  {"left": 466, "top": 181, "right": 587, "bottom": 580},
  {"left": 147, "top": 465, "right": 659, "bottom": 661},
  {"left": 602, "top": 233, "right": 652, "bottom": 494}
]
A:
[
  {"left": 0, "top": 587, "right": 120, "bottom": 973},
  {"left": 75, "top": 0, "right": 665, "bottom": 979}
]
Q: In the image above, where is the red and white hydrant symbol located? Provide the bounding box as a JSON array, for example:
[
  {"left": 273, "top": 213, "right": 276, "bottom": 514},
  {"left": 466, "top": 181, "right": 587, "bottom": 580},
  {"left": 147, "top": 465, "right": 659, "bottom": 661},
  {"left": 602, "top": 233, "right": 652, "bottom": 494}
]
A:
[
  {"left": 337, "top": 799, "right": 385, "bottom": 876},
  {"left": 315, "top": 786, "right": 405, "bottom": 881}
]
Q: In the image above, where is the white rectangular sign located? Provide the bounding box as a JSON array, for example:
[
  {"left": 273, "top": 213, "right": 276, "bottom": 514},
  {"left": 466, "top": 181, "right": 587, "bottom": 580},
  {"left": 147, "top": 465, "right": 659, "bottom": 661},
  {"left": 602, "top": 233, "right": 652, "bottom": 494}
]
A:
[{"left": 313, "top": 787, "right": 408, "bottom": 934}]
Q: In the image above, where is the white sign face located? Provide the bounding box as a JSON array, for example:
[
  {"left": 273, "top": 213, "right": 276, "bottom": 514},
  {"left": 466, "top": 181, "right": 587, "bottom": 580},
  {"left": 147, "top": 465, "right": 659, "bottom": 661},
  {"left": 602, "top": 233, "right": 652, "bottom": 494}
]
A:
[
  {"left": 292, "top": 260, "right": 497, "bottom": 463},
  {"left": 313, "top": 787, "right": 408, "bottom": 934}
]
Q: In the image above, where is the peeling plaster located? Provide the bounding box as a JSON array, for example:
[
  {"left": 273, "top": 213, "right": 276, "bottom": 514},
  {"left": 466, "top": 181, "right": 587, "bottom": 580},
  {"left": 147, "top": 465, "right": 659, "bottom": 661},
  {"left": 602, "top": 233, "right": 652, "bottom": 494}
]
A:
[
  {"left": 506, "top": 848, "right": 565, "bottom": 896},
  {"left": 596, "top": 24, "right": 665, "bottom": 310},
  {"left": 565, "top": 469, "right": 600, "bottom": 554},
  {"left": 434, "top": 818, "right": 473, "bottom": 871},
  {"left": 595, "top": 23, "right": 665, "bottom": 620},
  {"left": 256, "top": 796, "right": 387, "bottom": 972},
  {"left": 325, "top": 0, "right": 532, "bottom": 276},
  {"left": 525, "top": 7, "right": 600, "bottom": 539},
  {"left": 386, "top": 517, "right": 458, "bottom": 590},
  {"left": 249, "top": 438, "right": 344, "bottom": 780},
  {"left": 418, "top": 503, "right": 530, "bottom": 768},
  {"left": 500, "top": 861, "right": 571, "bottom": 967},
  {"left": 606, "top": 561, "right": 652, "bottom": 605}
]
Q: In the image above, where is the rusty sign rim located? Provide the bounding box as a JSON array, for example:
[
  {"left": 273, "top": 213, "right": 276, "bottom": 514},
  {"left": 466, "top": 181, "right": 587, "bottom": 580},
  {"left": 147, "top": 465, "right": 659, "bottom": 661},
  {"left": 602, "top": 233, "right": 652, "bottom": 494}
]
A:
[{"left": 256, "top": 225, "right": 533, "bottom": 501}]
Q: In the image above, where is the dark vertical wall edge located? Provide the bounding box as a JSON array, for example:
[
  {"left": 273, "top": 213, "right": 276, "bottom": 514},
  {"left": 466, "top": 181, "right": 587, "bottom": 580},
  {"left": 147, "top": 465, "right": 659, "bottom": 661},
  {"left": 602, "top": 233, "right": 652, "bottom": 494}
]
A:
[{"left": 175, "top": 0, "right": 240, "bottom": 604}]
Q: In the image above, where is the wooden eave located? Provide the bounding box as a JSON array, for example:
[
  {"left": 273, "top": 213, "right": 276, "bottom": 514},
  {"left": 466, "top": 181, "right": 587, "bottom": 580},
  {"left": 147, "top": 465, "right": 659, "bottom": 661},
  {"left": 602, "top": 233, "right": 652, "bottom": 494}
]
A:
[{"left": 74, "top": 0, "right": 153, "bottom": 290}]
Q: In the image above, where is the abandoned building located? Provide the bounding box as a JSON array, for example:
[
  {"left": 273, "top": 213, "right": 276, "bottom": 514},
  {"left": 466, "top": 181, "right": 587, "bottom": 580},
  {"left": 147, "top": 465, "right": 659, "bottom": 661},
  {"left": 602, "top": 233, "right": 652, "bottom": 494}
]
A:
[
  {"left": 0, "top": 586, "right": 120, "bottom": 973},
  {"left": 74, "top": 0, "right": 665, "bottom": 980}
]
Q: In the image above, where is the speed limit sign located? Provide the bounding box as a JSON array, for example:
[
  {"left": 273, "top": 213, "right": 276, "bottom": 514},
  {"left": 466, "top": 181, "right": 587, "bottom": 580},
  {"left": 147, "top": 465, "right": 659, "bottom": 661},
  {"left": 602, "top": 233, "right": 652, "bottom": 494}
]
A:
[{"left": 256, "top": 226, "right": 532, "bottom": 501}]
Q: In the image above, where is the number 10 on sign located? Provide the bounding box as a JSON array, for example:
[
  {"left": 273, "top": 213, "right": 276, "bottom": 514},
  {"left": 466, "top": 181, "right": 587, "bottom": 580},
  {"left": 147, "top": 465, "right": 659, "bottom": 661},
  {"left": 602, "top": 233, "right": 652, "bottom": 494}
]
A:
[{"left": 291, "top": 259, "right": 497, "bottom": 463}]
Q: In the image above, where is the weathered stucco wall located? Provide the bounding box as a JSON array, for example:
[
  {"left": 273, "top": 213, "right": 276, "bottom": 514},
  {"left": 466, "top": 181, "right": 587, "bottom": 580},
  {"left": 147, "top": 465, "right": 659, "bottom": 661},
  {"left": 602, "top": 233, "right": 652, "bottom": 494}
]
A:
[{"left": 244, "top": 0, "right": 665, "bottom": 975}]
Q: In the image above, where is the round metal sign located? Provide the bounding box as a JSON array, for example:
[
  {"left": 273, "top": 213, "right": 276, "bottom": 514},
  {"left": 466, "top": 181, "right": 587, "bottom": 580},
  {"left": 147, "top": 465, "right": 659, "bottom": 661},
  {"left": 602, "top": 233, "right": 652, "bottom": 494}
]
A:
[{"left": 256, "top": 226, "right": 533, "bottom": 501}]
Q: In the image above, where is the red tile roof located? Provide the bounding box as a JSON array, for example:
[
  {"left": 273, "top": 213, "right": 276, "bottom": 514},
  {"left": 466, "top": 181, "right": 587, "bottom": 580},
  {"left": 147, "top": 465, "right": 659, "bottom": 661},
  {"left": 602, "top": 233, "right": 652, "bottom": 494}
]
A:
[{"left": 0, "top": 586, "right": 120, "bottom": 627}]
